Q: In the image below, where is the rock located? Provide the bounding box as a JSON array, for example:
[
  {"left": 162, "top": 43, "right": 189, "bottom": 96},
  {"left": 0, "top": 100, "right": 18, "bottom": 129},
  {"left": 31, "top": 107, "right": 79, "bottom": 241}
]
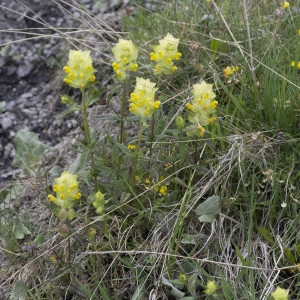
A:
[{"left": 17, "top": 62, "right": 34, "bottom": 78}]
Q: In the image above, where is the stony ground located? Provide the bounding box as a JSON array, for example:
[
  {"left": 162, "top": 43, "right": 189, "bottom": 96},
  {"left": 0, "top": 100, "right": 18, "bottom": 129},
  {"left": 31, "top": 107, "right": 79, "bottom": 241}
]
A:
[{"left": 0, "top": 0, "right": 128, "bottom": 187}]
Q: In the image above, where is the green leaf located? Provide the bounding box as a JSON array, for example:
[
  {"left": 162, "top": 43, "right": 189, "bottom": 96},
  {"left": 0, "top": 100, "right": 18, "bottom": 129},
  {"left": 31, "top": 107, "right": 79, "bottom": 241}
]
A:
[
  {"left": 13, "top": 218, "right": 31, "bottom": 239},
  {"left": 9, "top": 280, "right": 29, "bottom": 300},
  {"left": 12, "top": 129, "right": 52, "bottom": 175},
  {"left": 0, "top": 184, "right": 24, "bottom": 210},
  {"left": 0, "top": 101, "right": 4, "bottom": 113},
  {"left": 87, "top": 87, "right": 104, "bottom": 107},
  {"left": 181, "top": 234, "right": 204, "bottom": 245},
  {"left": 162, "top": 276, "right": 185, "bottom": 298},
  {"left": 57, "top": 105, "right": 80, "bottom": 119},
  {"left": 187, "top": 273, "right": 198, "bottom": 299},
  {"left": 195, "top": 195, "right": 220, "bottom": 223},
  {"left": 257, "top": 226, "right": 275, "bottom": 246},
  {"left": 131, "top": 285, "right": 145, "bottom": 300}
]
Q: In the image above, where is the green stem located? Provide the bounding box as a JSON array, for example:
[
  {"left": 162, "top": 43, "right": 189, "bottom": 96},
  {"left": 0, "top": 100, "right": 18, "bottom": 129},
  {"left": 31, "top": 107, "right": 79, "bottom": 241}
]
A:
[
  {"left": 120, "top": 84, "right": 126, "bottom": 144},
  {"left": 148, "top": 75, "right": 162, "bottom": 167},
  {"left": 81, "top": 88, "right": 98, "bottom": 190},
  {"left": 131, "top": 127, "right": 144, "bottom": 182}
]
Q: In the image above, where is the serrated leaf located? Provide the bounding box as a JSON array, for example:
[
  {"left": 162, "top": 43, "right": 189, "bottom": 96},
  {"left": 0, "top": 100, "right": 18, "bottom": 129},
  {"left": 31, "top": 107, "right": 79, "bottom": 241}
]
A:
[
  {"left": 9, "top": 280, "right": 29, "bottom": 300},
  {"left": 195, "top": 196, "right": 220, "bottom": 223},
  {"left": 12, "top": 129, "right": 52, "bottom": 175},
  {"left": 13, "top": 218, "right": 31, "bottom": 239}
]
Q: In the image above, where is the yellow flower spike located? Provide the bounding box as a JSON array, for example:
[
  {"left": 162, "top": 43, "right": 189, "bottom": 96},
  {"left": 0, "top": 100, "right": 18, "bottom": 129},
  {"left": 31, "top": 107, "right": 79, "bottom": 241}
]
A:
[
  {"left": 111, "top": 39, "right": 138, "bottom": 80},
  {"left": 151, "top": 33, "right": 181, "bottom": 75},
  {"left": 186, "top": 81, "right": 217, "bottom": 138},
  {"left": 49, "top": 171, "right": 81, "bottom": 211},
  {"left": 63, "top": 50, "right": 96, "bottom": 89},
  {"left": 271, "top": 287, "right": 289, "bottom": 300},
  {"left": 129, "top": 77, "right": 159, "bottom": 126}
]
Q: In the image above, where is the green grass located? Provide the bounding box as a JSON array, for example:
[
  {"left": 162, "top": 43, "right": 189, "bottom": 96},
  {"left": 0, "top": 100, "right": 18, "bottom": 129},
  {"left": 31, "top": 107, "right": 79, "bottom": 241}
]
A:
[{"left": 1, "top": 0, "right": 300, "bottom": 299}]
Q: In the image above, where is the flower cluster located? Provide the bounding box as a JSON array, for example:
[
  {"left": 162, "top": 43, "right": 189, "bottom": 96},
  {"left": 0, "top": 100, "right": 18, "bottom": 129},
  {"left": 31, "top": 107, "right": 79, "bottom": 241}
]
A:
[
  {"left": 112, "top": 39, "right": 138, "bottom": 80},
  {"left": 48, "top": 171, "right": 81, "bottom": 220},
  {"left": 150, "top": 33, "right": 182, "bottom": 75},
  {"left": 63, "top": 50, "right": 96, "bottom": 89},
  {"left": 186, "top": 81, "right": 218, "bottom": 138},
  {"left": 223, "top": 65, "right": 239, "bottom": 78},
  {"left": 144, "top": 176, "right": 168, "bottom": 196},
  {"left": 129, "top": 77, "right": 160, "bottom": 126}
]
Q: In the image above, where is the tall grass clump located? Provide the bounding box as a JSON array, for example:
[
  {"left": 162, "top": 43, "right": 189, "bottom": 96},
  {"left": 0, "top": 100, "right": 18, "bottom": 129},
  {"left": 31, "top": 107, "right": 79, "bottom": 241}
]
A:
[{"left": 1, "top": 0, "right": 300, "bottom": 299}]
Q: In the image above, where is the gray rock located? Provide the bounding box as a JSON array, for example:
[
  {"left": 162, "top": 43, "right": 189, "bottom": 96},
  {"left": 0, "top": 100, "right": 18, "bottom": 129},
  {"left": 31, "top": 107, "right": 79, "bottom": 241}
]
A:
[{"left": 17, "top": 62, "right": 34, "bottom": 78}]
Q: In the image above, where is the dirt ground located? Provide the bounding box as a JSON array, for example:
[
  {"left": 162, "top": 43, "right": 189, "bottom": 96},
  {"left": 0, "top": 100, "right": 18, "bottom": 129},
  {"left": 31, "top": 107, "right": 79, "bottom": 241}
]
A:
[{"left": 0, "top": 0, "right": 127, "bottom": 187}]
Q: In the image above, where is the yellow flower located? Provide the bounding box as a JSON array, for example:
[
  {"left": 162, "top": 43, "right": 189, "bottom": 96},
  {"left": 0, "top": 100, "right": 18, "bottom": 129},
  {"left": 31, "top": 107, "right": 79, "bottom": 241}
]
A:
[
  {"left": 129, "top": 77, "right": 159, "bottom": 126},
  {"left": 159, "top": 185, "right": 168, "bottom": 196},
  {"left": 185, "top": 81, "right": 217, "bottom": 138},
  {"left": 111, "top": 39, "right": 138, "bottom": 80},
  {"left": 63, "top": 50, "right": 96, "bottom": 89},
  {"left": 283, "top": 1, "right": 290, "bottom": 8},
  {"left": 187, "top": 81, "right": 217, "bottom": 126},
  {"left": 150, "top": 33, "right": 181, "bottom": 75},
  {"left": 204, "top": 280, "right": 217, "bottom": 295},
  {"left": 223, "top": 65, "right": 239, "bottom": 78},
  {"left": 127, "top": 144, "right": 136, "bottom": 151},
  {"left": 271, "top": 287, "right": 289, "bottom": 300},
  {"left": 48, "top": 171, "right": 81, "bottom": 220},
  {"left": 223, "top": 66, "right": 232, "bottom": 78}
]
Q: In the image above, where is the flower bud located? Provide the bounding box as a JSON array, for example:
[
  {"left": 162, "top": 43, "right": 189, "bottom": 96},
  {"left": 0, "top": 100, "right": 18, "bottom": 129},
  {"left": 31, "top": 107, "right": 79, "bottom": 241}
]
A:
[
  {"left": 175, "top": 116, "right": 185, "bottom": 130},
  {"left": 59, "top": 224, "right": 69, "bottom": 237}
]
